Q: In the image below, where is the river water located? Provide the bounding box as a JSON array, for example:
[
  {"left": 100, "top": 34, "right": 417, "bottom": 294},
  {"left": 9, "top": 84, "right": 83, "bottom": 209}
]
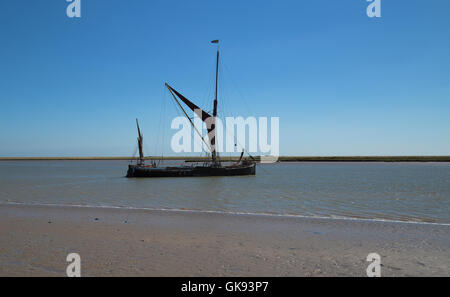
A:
[{"left": 0, "top": 161, "right": 449, "bottom": 224}]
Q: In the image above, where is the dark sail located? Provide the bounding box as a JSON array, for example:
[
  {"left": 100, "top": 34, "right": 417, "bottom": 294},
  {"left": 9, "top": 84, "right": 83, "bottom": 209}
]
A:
[
  {"left": 165, "top": 84, "right": 212, "bottom": 122},
  {"left": 165, "top": 83, "right": 216, "bottom": 156},
  {"left": 136, "top": 119, "right": 144, "bottom": 165}
]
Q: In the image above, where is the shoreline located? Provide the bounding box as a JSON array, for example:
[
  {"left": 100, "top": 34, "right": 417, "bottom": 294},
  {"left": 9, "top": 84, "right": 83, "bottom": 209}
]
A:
[
  {"left": 2, "top": 202, "right": 449, "bottom": 227},
  {"left": 1, "top": 203, "right": 448, "bottom": 276}
]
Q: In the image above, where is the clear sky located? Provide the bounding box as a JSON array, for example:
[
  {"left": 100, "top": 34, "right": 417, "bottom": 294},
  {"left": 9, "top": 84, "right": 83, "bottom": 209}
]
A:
[{"left": 0, "top": 0, "right": 449, "bottom": 157}]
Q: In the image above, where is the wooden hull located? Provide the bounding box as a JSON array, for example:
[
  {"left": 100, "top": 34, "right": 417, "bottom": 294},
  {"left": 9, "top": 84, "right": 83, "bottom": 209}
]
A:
[{"left": 126, "top": 163, "right": 256, "bottom": 178}]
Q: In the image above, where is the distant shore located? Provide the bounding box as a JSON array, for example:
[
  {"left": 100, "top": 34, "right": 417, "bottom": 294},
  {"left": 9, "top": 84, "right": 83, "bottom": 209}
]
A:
[
  {"left": 0, "top": 203, "right": 448, "bottom": 276},
  {"left": 1, "top": 156, "right": 449, "bottom": 162}
]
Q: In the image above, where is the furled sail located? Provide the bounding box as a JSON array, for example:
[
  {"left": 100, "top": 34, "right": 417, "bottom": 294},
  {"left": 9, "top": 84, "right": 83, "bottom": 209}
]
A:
[{"left": 136, "top": 118, "right": 144, "bottom": 165}]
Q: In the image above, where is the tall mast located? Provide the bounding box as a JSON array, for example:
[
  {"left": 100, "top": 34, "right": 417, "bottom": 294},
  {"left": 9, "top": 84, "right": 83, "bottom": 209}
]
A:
[
  {"left": 211, "top": 40, "right": 219, "bottom": 164},
  {"left": 214, "top": 49, "right": 219, "bottom": 116}
]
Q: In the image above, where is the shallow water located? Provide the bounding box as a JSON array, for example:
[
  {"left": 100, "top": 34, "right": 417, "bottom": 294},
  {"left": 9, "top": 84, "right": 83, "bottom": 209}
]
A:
[{"left": 0, "top": 161, "right": 449, "bottom": 223}]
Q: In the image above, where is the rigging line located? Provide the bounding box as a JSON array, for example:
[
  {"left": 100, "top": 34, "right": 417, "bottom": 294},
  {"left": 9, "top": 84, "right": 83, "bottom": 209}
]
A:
[
  {"left": 161, "top": 85, "right": 169, "bottom": 162},
  {"left": 155, "top": 89, "right": 166, "bottom": 167},
  {"left": 155, "top": 85, "right": 166, "bottom": 159},
  {"left": 218, "top": 120, "right": 269, "bottom": 172},
  {"left": 215, "top": 57, "right": 226, "bottom": 125},
  {"left": 131, "top": 145, "right": 138, "bottom": 162},
  {"left": 200, "top": 64, "right": 216, "bottom": 112},
  {"left": 166, "top": 86, "right": 209, "bottom": 157},
  {"left": 222, "top": 58, "right": 253, "bottom": 117},
  {"left": 157, "top": 87, "right": 166, "bottom": 163},
  {"left": 166, "top": 85, "right": 213, "bottom": 153},
  {"left": 218, "top": 59, "right": 268, "bottom": 170}
]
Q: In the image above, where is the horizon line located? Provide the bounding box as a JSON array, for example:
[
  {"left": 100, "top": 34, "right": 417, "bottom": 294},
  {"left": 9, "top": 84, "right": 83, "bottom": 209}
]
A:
[{"left": 1, "top": 156, "right": 449, "bottom": 162}]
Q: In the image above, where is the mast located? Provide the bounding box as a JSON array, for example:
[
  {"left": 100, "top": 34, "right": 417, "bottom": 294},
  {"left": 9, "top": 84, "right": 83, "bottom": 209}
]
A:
[
  {"left": 136, "top": 119, "right": 144, "bottom": 166},
  {"left": 211, "top": 40, "right": 219, "bottom": 164},
  {"left": 164, "top": 40, "right": 221, "bottom": 165}
]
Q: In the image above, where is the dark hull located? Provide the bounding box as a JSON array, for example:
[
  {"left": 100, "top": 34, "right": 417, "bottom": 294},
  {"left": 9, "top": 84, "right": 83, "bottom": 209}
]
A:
[{"left": 126, "top": 163, "right": 256, "bottom": 178}]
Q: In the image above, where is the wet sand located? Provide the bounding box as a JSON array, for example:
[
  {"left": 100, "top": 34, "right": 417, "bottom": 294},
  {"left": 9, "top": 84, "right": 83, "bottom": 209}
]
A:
[{"left": 0, "top": 204, "right": 448, "bottom": 276}]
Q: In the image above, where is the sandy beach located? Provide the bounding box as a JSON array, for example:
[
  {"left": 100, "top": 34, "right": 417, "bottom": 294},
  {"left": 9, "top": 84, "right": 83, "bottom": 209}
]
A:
[{"left": 0, "top": 204, "right": 448, "bottom": 277}]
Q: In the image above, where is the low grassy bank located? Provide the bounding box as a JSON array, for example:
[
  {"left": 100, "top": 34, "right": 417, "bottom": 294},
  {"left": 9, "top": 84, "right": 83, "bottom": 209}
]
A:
[{"left": 1, "top": 156, "right": 449, "bottom": 162}]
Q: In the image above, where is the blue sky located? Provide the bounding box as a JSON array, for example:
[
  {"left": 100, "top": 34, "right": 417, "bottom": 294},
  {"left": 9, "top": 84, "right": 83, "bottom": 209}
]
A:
[{"left": 0, "top": 0, "right": 449, "bottom": 156}]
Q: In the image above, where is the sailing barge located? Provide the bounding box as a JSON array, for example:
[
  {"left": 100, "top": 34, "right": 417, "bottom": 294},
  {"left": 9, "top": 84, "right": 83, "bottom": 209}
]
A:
[{"left": 126, "top": 41, "right": 256, "bottom": 178}]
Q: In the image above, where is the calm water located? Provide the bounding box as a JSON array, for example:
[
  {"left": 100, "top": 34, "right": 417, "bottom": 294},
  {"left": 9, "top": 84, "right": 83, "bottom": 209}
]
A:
[{"left": 0, "top": 161, "right": 449, "bottom": 223}]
